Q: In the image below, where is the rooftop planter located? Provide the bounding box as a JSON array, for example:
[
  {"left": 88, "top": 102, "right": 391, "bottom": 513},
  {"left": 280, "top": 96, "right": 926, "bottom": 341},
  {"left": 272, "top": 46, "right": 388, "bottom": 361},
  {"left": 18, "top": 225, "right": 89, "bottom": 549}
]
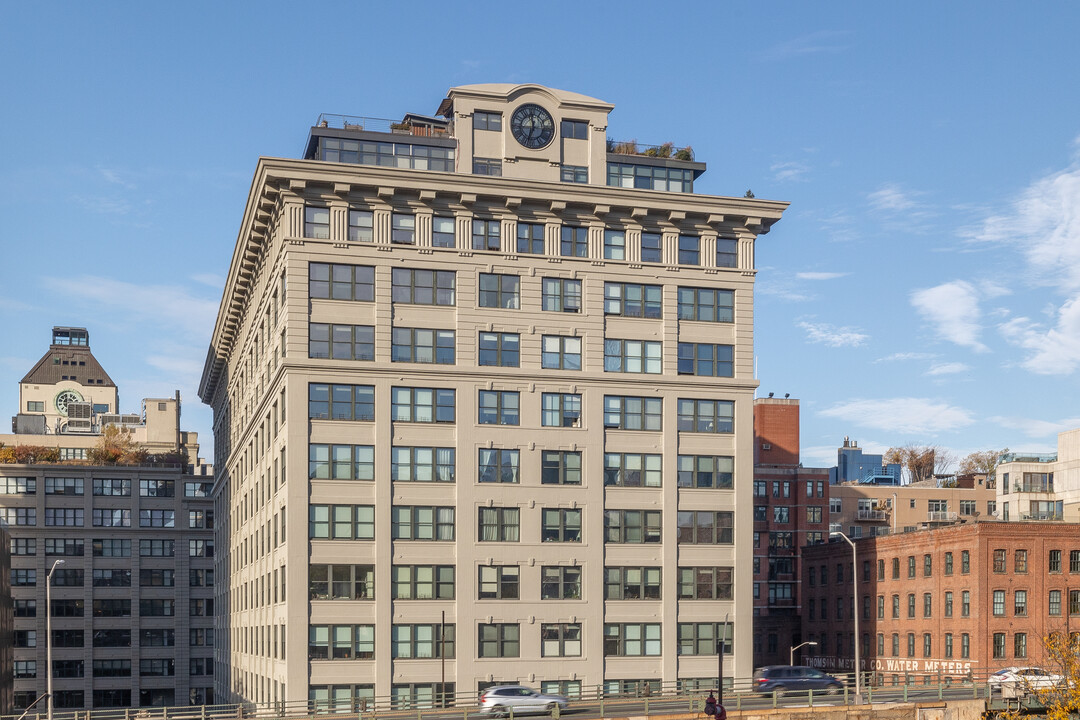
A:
[{"left": 607, "top": 138, "right": 694, "bottom": 162}]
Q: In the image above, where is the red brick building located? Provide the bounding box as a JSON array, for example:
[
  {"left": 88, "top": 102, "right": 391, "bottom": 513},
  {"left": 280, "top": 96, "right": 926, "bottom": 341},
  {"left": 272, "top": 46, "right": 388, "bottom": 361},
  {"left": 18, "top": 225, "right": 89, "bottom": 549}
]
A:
[{"left": 801, "top": 522, "right": 1080, "bottom": 685}]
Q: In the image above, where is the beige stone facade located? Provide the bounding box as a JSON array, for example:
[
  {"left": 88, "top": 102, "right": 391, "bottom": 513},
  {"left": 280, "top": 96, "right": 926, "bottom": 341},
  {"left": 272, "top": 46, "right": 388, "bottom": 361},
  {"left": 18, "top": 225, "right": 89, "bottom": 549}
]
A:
[
  {"left": 830, "top": 482, "right": 998, "bottom": 538},
  {"left": 997, "top": 428, "right": 1080, "bottom": 523},
  {"left": 200, "top": 83, "right": 787, "bottom": 709}
]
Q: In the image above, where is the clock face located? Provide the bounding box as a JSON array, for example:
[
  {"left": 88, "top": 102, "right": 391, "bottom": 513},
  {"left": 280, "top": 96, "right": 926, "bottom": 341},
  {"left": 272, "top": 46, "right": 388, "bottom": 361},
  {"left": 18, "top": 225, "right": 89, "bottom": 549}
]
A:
[
  {"left": 510, "top": 103, "right": 555, "bottom": 149},
  {"left": 54, "top": 389, "right": 83, "bottom": 416}
]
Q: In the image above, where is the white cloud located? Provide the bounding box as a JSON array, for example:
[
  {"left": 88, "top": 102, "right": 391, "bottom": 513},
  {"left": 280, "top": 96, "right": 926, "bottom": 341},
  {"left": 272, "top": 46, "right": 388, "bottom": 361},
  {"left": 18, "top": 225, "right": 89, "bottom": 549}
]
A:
[
  {"left": 998, "top": 295, "right": 1080, "bottom": 375},
  {"left": 875, "top": 352, "right": 937, "bottom": 363},
  {"left": 190, "top": 273, "right": 225, "bottom": 288},
  {"left": 910, "top": 280, "right": 989, "bottom": 352},
  {"left": 989, "top": 413, "right": 1080, "bottom": 439},
  {"left": 72, "top": 195, "right": 131, "bottom": 215},
  {"left": 926, "top": 362, "right": 970, "bottom": 376},
  {"left": 762, "top": 30, "right": 849, "bottom": 61},
  {"left": 798, "top": 321, "right": 868, "bottom": 347},
  {"left": 819, "top": 397, "right": 975, "bottom": 435},
  {"left": 868, "top": 183, "right": 919, "bottom": 212},
  {"left": 771, "top": 161, "right": 810, "bottom": 182},
  {"left": 796, "top": 271, "right": 848, "bottom": 281}
]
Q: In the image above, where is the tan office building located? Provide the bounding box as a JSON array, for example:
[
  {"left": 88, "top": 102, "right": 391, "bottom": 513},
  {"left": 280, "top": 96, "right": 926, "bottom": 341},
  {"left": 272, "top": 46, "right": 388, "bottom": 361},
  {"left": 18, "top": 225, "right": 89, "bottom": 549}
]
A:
[{"left": 200, "top": 83, "right": 787, "bottom": 710}]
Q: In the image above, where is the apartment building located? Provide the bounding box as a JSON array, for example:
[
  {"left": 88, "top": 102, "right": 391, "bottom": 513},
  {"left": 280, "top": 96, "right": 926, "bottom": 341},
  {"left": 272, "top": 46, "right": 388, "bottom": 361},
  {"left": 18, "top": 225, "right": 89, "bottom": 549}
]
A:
[
  {"left": 2, "top": 327, "right": 214, "bottom": 710},
  {"left": 199, "top": 83, "right": 788, "bottom": 709},
  {"left": 997, "top": 428, "right": 1080, "bottom": 523}
]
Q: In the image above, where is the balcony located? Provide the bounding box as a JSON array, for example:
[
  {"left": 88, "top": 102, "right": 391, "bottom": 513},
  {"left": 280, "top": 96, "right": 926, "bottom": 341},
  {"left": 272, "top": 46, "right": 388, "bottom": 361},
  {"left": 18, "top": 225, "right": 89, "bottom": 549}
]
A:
[
  {"left": 927, "top": 511, "right": 957, "bottom": 523},
  {"left": 607, "top": 139, "right": 695, "bottom": 161},
  {"left": 1021, "top": 511, "right": 1063, "bottom": 521},
  {"left": 313, "top": 113, "right": 453, "bottom": 138},
  {"left": 856, "top": 509, "right": 888, "bottom": 522},
  {"left": 1015, "top": 480, "right": 1054, "bottom": 493}
]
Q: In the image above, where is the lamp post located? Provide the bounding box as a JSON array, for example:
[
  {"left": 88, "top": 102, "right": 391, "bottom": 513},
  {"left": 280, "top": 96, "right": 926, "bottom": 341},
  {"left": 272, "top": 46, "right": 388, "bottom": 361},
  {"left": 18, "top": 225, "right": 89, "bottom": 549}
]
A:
[
  {"left": 790, "top": 640, "right": 818, "bottom": 666},
  {"left": 830, "top": 532, "right": 861, "bottom": 704},
  {"left": 46, "top": 559, "right": 66, "bottom": 720}
]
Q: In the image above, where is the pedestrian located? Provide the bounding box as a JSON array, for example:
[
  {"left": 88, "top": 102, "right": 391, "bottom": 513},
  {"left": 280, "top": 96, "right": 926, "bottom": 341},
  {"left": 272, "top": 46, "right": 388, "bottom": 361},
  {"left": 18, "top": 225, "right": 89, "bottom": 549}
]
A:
[{"left": 704, "top": 692, "right": 717, "bottom": 716}]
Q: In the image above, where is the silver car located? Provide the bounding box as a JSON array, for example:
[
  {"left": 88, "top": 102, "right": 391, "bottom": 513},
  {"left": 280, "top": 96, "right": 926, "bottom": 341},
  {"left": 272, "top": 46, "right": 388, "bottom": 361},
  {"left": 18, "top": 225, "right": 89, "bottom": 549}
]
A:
[{"left": 480, "top": 686, "right": 569, "bottom": 716}]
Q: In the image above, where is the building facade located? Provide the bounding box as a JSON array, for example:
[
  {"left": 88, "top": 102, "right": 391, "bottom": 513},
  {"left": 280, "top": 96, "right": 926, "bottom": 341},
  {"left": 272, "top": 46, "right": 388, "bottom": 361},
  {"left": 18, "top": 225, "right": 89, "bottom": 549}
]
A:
[
  {"left": 997, "top": 428, "right": 1080, "bottom": 523},
  {"left": 199, "top": 83, "right": 788, "bottom": 709},
  {"left": 1, "top": 327, "right": 215, "bottom": 710}
]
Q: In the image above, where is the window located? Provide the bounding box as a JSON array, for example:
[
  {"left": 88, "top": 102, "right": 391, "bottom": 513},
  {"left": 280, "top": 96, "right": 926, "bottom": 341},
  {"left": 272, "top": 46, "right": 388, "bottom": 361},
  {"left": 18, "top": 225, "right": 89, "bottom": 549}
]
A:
[
  {"left": 961, "top": 550, "right": 970, "bottom": 573},
  {"left": 475, "top": 111, "right": 501, "bottom": 131},
  {"left": 309, "top": 625, "right": 375, "bottom": 660},
  {"left": 45, "top": 508, "right": 82, "bottom": 526},
  {"left": 561, "top": 119, "right": 588, "bottom": 139},
  {"left": 348, "top": 209, "right": 373, "bottom": 242},
  {"left": 908, "top": 556, "right": 916, "bottom": 578},
  {"left": 479, "top": 390, "right": 519, "bottom": 425},
  {"left": 185, "top": 482, "right": 212, "bottom": 498},
  {"left": 962, "top": 590, "right": 970, "bottom": 617},
  {"left": 604, "top": 282, "right": 662, "bottom": 318},
  {"left": 391, "top": 387, "right": 455, "bottom": 423},
  {"left": 26, "top": 401, "right": 44, "bottom": 412},
  {"left": 479, "top": 273, "right": 520, "bottom": 309},
  {"left": 516, "top": 222, "right": 545, "bottom": 254},
  {"left": 309, "top": 444, "right": 375, "bottom": 481},
  {"left": 604, "top": 229, "right": 625, "bottom": 260},
  {"left": 773, "top": 507, "right": 790, "bottom": 523},
  {"left": 189, "top": 510, "right": 213, "bottom": 529},
  {"left": 605, "top": 510, "right": 660, "bottom": 543},
  {"left": 561, "top": 165, "right": 587, "bottom": 183},
  {"left": 139, "top": 479, "right": 173, "bottom": 497},
  {"left": 391, "top": 506, "right": 455, "bottom": 541},
  {"left": 309, "top": 323, "right": 374, "bottom": 360},
  {"left": 716, "top": 237, "right": 738, "bottom": 268},
  {"left": 542, "top": 451, "right": 581, "bottom": 485},
  {"left": 45, "top": 477, "right": 83, "bottom": 495},
  {"left": 478, "top": 624, "right": 519, "bottom": 658},
  {"left": 1015, "top": 549, "right": 1028, "bottom": 573},
  {"left": 945, "top": 592, "right": 953, "bottom": 617},
  {"left": 189, "top": 539, "right": 214, "bottom": 557},
  {"left": 754, "top": 481, "right": 767, "bottom": 497},
  {"left": 994, "top": 549, "right": 1006, "bottom": 572},
  {"left": 923, "top": 633, "right": 933, "bottom": 658},
  {"left": 391, "top": 566, "right": 454, "bottom": 600},
  {"left": 541, "top": 335, "right": 582, "bottom": 369},
  {"left": 923, "top": 593, "right": 933, "bottom": 617},
  {"left": 891, "top": 595, "right": 901, "bottom": 619},
  {"left": 478, "top": 332, "right": 520, "bottom": 367},
  {"left": 478, "top": 507, "right": 519, "bottom": 542},
  {"left": 392, "top": 624, "right": 454, "bottom": 659},
  {"left": 678, "top": 567, "right": 732, "bottom": 600},
  {"left": 959, "top": 499, "right": 976, "bottom": 515},
  {"left": 807, "top": 506, "right": 822, "bottom": 522},
  {"left": 309, "top": 383, "right": 374, "bottom": 421},
  {"left": 832, "top": 498, "right": 843, "bottom": 514},
  {"left": 945, "top": 552, "right": 954, "bottom": 575},
  {"left": 677, "top": 511, "right": 733, "bottom": 544},
  {"left": 305, "top": 206, "right": 330, "bottom": 238},
  {"left": 94, "top": 629, "right": 131, "bottom": 647},
  {"left": 676, "top": 622, "right": 734, "bottom": 657},
  {"left": 479, "top": 448, "right": 520, "bottom": 484},
  {"left": 907, "top": 633, "right": 915, "bottom": 657},
  {"left": 472, "top": 218, "right": 501, "bottom": 250},
  {"left": 604, "top": 453, "right": 662, "bottom": 487},
  {"left": 542, "top": 277, "right": 582, "bottom": 313},
  {"left": 92, "top": 478, "right": 129, "bottom": 496},
  {"left": 604, "top": 395, "right": 662, "bottom": 430},
  {"left": 432, "top": 216, "right": 456, "bottom": 247},
  {"left": 677, "top": 398, "right": 734, "bottom": 433},
  {"left": 605, "top": 624, "right": 661, "bottom": 656},
  {"left": 542, "top": 566, "right": 582, "bottom": 599},
  {"left": 189, "top": 568, "right": 214, "bottom": 586},
  {"left": 139, "top": 599, "right": 174, "bottom": 617},
  {"left": 641, "top": 232, "right": 662, "bottom": 262},
  {"left": 15, "top": 661, "right": 36, "bottom": 678},
  {"left": 1050, "top": 590, "right": 1062, "bottom": 616},
  {"left": 605, "top": 339, "right": 662, "bottom": 374},
  {"left": 392, "top": 327, "right": 455, "bottom": 364},
  {"left": 478, "top": 566, "right": 519, "bottom": 599},
  {"left": 391, "top": 268, "right": 456, "bottom": 305},
  {"left": 608, "top": 163, "right": 693, "bottom": 192},
  {"left": 1073, "top": 550, "right": 1080, "bottom": 573},
  {"left": 876, "top": 596, "right": 884, "bottom": 618},
  {"left": 924, "top": 554, "right": 932, "bottom": 577},
  {"left": 139, "top": 509, "right": 175, "bottom": 528},
  {"left": 11, "top": 569, "right": 36, "bottom": 586},
  {"left": 1015, "top": 590, "right": 1028, "bottom": 616},
  {"left": 607, "top": 567, "right": 661, "bottom": 600},
  {"left": 15, "top": 599, "right": 36, "bottom": 617},
  {"left": 310, "top": 263, "right": 374, "bottom": 301},
  {"left": 94, "top": 599, "right": 133, "bottom": 617},
  {"left": 543, "top": 393, "right": 582, "bottom": 427},
  {"left": 473, "top": 159, "right": 502, "bottom": 177},
  {"left": 543, "top": 508, "right": 582, "bottom": 542},
  {"left": 675, "top": 456, "right": 734, "bottom": 492},
  {"left": 1015, "top": 633, "right": 1027, "bottom": 658},
  {"left": 560, "top": 226, "right": 588, "bottom": 257},
  {"left": 678, "top": 235, "right": 699, "bottom": 265},
  {"left": 14, "top": 630, "right": 36, "bottom": 647},
  {"left": 310, "top": 564, "right": 375, "bottom": 600},
  {"left": 907, "top": 594, "right": 916, "bottom": 618},
  {"left": 1051, "top": 549, "right": 1062, "bottom": 573},
  {"left": 678, "top": 343, "right": 734, "bottom": 377},
  {"left": 993, "top": 590, "right": 1006, "bottom": 616},
  {"left": 45, "top": 538, "right": 84, "bottom": 555},
  {"left": 93, "top": 539, "right": 131, "bottom": 558},
  {"left": 542, "top": 624, "right": 582, "bottom": 657},
  {"left": 309, "top": 505, "right": 375, "bottom": 540}
]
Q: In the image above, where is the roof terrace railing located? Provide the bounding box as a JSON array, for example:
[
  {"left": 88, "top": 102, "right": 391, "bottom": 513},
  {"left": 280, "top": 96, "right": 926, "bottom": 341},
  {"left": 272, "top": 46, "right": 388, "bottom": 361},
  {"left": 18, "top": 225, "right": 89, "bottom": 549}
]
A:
[
  {"left": 315, "top": 113, "right": 452, "bottom": 137},
  {"left": 607, "top": 139, "right": 695, "bottom": 162}
]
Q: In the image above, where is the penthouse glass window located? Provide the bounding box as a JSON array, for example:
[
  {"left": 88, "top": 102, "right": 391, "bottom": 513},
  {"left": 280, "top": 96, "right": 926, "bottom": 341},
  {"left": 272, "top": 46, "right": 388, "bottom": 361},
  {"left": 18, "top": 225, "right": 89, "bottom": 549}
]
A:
[
  {"left": 678, "top": 235, "right": 699, "bottom": 265},
  {"left": 604, "top": 510, "right": 660, "bottom": 544},
  {"left": 392, "top": 327, "right": 455, "bottom": 364},
  {"left": 677, "top": 511, "right": 734, "bottom": 544},
  {"left": 309, "top": 324, "right": 374, "bottom": 360},
  {"left": 604, "top": 623, "right": 661, "bottom": 656},
  {"left": 542, "top": 278, "right": 582, "bottom": 312},
  {"left": 561, "top": 226, "right": 588, "bottom": 257},
  {"left": 391, "top": 506, "right": 455, "bottom": 541},
  {"left": 305, "top": 206, "right": 330, "bottom": 239},
  {"left": 542, "top": 508, "right": 582, "bottom": 542},
  {"left": 517, "top": 222, "right": 545, "bottom": 254},
  {"left": 542, "top": 624, "right": 582, "bottom": 657},
  {"left": 542, "top": 566, "right": 582, "bottom": 599},
  {"left": 678, "top": 343, "right": 734, "bottom": 377},
  {"left": 542, "top": 393, "right": 582, "bottom": 427},
  {"left": 478, "top": 566, "right": 519, "bottom": 599},
  {"left": 309, "top": 444, "right": 375, "bottom": 481},
  {"left": 605, "top": 282, "right": 662, "bottom": 318},
  {"left": 391, "top": 213, "right": 415, "bottom": 244},
  {"left": 605, "top": 567, "right": 661, "bottom": 600},
  {"left": 473, "top": 158, "right": 502, "bottom": 177},
  {"left": 605, "top": 339, "right": 661, "bottom": 373},
  {"left": 392, "top": 625, "right": 454, "bottom": 658},
  {"left": 542, "top": 451, "right": 581, "bottom": 485},
  {"left": 478, "top": 507, "right": 519, "bottom": 542},
  {"left": 716, "top": 238, "right": 738, "bottom": 268},
  {"left": 604, "top": 453, "right": 661, "bottom": 487},
  {"left": 641, "top": 232, "right": 662, "bottom": 262},
  {"left": 309, "top": 263, "right": 374, "bottom": 301},
  {"left": 479, "top": 273, "right": 520, "bottom": 309},
  {"left": 391, "top": 387, "right": 455, "bottom": 423},
  {"left": 678, "top": 399, "right": 734, "bottom": 433},
  {"left": 309, "top": 505, "right": 375, "bottom": 540},
  {"left": 478, "top": 624, "right": 519, "bottom": 658},
  {"left": 309, "top": 384, "right": 374, "bottom": 421},
  {"left": 392, "top": 566, "right": 454, "bottom": 600},
  {"left": 604, "top": 395, "right": 662, "bottom": 430},
  {"left": 318, "top": 138, "right": 455, "bottom": 172},
  {"left": 432, "top": 216, "right": 456, "bottom": 247},
  {"left": 348, "top": 209, "right": 374, "bottom": 242},
  {"left": 561, "top": 165, "right": 587, "bottom": 183},
  {"left": 678, "top": 623, "right": 734, "bottom": 656},
  {"left": 479, "top": 332, "right": 520, "bottom": 367},
  {"left": 478, "top": 448, "right": 519, "bottom": 484},
  {"left": 392, "top": 447, "right": 455, "bottom": 483},
  {"left": 608, "top": 163, "right": 693, "bottom": 193},
  {"left": 92, "top": 478, "right": 130, "bottom": 496},
  {"left": 678, "top": 567, "right": 733, "bottom": 600},
  {"left": 391, "top": 268, "right": 456, "bottom": 305},
  {"left": 677, "top": 455, "right": 734, "bottom": 489},
  {"left": 604, "top": 229, "right": 626, "bottom": 260},
  {"left": 471, "top": 218, "right": 502, "bottom": 251},
  {"left": 45, "top": 477, "right": 83, "bottom": 495},
  {"left": 542, "top": 335, "right": 582, "bottom": 369},
  {"left": 479, "top": 390, "right": 519, "bottom": 425}
]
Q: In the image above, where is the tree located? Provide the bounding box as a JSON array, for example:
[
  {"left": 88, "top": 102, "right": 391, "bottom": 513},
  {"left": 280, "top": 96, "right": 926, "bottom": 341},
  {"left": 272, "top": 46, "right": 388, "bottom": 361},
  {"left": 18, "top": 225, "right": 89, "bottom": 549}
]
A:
[
  {"left": 959, "top": 448, "right": 1008, "bottom": 478},
  {"left": 884, "top": 444, "right": 938, "bottom": 484},
  {"left": 88, "top": 425, "right": 149, "bottom": 465},
  {"left": 1026, "top": 633, "right": 1080, "bottom": 720},
  {"left": 0, "top": 444, "right": 61, "bottom": 464}
]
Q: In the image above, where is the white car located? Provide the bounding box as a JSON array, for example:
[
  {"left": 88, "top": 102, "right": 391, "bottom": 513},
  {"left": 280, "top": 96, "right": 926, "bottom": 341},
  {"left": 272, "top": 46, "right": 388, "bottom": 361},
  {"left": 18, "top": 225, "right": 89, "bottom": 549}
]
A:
[
  {"left": 989, "top": 667, "right": 1063, "bottom": 698},
  {"left": 479, "top": 686, "right": 570, "bottom": 716}
]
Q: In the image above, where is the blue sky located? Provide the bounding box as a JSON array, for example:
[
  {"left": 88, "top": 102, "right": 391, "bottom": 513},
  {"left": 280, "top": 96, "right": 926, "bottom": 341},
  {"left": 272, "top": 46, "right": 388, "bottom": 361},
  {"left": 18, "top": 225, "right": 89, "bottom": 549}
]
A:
[{"left": 2, "top": 2, "right": 1079, "bottom": 468}]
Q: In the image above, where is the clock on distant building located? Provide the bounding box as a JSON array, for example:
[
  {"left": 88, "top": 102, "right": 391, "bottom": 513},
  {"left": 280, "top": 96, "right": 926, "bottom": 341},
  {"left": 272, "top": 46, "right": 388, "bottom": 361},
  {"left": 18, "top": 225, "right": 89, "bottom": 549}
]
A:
[
  {"left": 510, "top": 103, "right": 555, "bottom": 149},
  {"left": 54, "top": 389, "right": 83, "bottom": 416}
]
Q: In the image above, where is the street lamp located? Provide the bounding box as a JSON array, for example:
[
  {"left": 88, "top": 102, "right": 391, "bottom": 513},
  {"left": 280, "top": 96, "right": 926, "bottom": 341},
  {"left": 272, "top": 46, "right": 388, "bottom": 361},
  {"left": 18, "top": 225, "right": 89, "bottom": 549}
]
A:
[
  {"left": 46, "top": 559, "right": 65, "bottom": 720},
  {"left": 790, "top": 640, "right": 818, "bottom": 666},
  {"left": 830, "top": 532, "right": 861, "bottom": 704}
]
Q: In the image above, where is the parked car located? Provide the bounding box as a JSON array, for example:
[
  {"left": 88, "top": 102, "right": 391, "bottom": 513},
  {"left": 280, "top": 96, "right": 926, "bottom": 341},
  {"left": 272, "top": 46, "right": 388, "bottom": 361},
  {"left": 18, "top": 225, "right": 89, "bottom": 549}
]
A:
[
  {"left": 479, "top": 686, "right": 570, "bottom": 716},
  {"left": 752, "top": 666, "right": 845, "bottom": 695},
  {"left": 988, "top": 667, "right": 1063, "bottom": 698}
]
